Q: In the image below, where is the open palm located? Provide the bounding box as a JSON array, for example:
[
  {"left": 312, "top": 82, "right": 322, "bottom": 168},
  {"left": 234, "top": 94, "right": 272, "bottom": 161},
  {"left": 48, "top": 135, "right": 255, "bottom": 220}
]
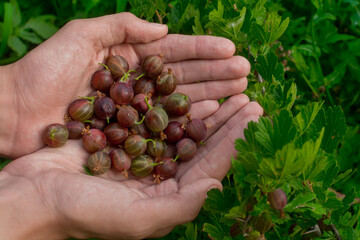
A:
[
  {"left": 3, "top": 94, "right": 262, "bottom": 239},
  {"left": 5, "top": 13, "right": 250, "bottom": 159}
]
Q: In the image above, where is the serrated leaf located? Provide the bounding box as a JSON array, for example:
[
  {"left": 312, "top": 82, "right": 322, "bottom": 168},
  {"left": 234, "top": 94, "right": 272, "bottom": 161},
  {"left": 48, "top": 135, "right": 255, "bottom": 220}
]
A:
[
  {"left": 285, "top": 192, "right": 316, "bottom": 211},
  {"left": 267, "top": 14, "right": 289, "bottom": 43},
  {"left": 192, "top": 14, "right": 205, "bottom": 35},
  {"left": 225, "top": 7, "right": 246, "bottom": 39},
  {"left": 332, "top": 169, "right": 352, "bottom": 186},
  {"left": 322, "top": 193, "right": 343, "bottom": 209},
  {"left": 298, "top": 129, "right": 324, "bottom": 179},
  {"left": 203, "top": 223, "right": 227, "bottom": 240},
  {"left": 256, "top": 51, "right": 284, "bottom": 82},
  {"left": 306, "top": 202, "right": 327, "bottom": 216},
  {"left": 307, "top": 106, "right": 347, "bottom": 153},
  {"left": 237, "top": 152, "right": 259, "bottom": 172},
  {"left": 255, "top": 110, "right": 296, "bottom": 155},
  {"left": 294, "top": 102, "right": 324, "bottom": 136},
  {"left": 203, "top": 188, "right": 236, "bottom": 213},
  {"left": 250, "top": 22, "right": 267, "bottom": 43},
  {"left": 7, "top": 35, "right": 27, "bottom": 56},
  {"left": 184, "top": 223, "right": 197, "bottom": 240}
]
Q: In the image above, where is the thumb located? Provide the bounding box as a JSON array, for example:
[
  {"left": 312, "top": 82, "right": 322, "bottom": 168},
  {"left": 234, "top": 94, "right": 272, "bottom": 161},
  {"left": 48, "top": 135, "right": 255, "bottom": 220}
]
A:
[{"left": 66, "top": 12, "right": 168, "bottom": 47}]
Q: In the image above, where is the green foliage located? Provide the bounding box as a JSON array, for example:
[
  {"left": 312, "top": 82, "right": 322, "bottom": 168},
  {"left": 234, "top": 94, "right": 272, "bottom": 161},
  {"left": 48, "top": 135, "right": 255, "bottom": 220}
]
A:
[{"left": 1, "top": 0, "right": 359, "bottom": 239}]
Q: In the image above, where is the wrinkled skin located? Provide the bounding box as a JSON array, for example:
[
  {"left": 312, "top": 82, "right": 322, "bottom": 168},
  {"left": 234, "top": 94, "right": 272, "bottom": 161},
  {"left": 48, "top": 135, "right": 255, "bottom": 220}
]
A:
[{"left": 0, "top": 13, "right": 262, "bottom": 240}]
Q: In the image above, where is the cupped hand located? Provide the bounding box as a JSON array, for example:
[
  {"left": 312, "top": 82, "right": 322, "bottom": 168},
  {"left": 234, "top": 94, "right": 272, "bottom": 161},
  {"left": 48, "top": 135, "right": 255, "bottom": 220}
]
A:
[
  {"left": 3, "top": 12, "right": 250, "bottom": 159},
  {"left": 2, "top": 96, "right": 263, "bottom": 240}
]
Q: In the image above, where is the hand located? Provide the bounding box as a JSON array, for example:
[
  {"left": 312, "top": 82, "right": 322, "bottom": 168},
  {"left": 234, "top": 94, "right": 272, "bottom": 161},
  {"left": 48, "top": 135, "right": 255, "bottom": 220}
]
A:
[
  {"left": 0, "top": 12, "right": 250, "bottom": 159},
  {"left": 0, "top": 98, "right": 263, "bottom": 240}
]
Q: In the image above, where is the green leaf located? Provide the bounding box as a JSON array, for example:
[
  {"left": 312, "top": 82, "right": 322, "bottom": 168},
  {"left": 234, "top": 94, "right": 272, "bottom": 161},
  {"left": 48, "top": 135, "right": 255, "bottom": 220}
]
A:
[
  {"left": 10, "top": 0, "right": 21, "bottom": 27},
  {"left": 23, "top": 15, "right": 58, "bottom": 39},
  {"left": 327, "top": 33, "right": 356, "bottom": 43},
  {"left": 0, "top": 3, "right": 13, "bottom": 58},
  {"left": 7, "top": 35, "right": 27, "bottom": 56},
  {"left": 255, "top": 110, "right": 296, "bottom": 155},
  {"left": 307, "top": 106, "right": 347, "bottom": 153},
  {"left": 256, "top": 51, "right": 284, "bottom": 82},
  {"left": 182, "top": 223, "right": 197, "bottom": 240},
  {"left": 203, "top": 223, "right": 227, "bottom": 240},
  {"left": 267, "top": 14, "right": 289, "bottom": 43},
  {"left": 294, "top": 102, "right": 324, "bottom": 136},
  {"left": 192, "top": 14, "right": 204, "bottom": 35},
  {"left": 18, "top": 28, "right": 42, "bottom": 44},
  {"left": 0, "top": 158, "right": 12, "bottom": 170},
  {"left": 116, "top": 0, "right": 128, "bottom": 12},
  {"left": 203, "top": 188, "right": 236, "bottom": 213},
  {"left": 285, "top": 192, "right": 316, "bottom": 211},
  {"left": 324, "top": 60, "right": 349, "bottom": 87}
]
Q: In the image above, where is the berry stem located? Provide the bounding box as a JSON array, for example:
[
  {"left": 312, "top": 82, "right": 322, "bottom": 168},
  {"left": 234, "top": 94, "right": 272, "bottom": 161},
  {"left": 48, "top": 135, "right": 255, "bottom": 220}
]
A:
[
  {"left": 135, "top": 115, "right": 145, "bottom": 125},
  {"left": 150, "top": 162, "right": 163, "bottom": 167},
  {"left": 172, "top": 155, "right": 179, "bottom": 162},
  {"left": 80, "top": 96, "right": 96, "bottom": 105},
  {"left": 135, "top": 73, "right": 144, "bottom": 80},
  {"left": 145, "top": 96, "right": 152, "bottom": 110},
  {"left": 119, "top": 69, "right": 136, "bottom": 82},
  {"left": 144, "top": 138, "right": 156, "bottom": 145},
  {"left": 98, "top": 62, "right": 110, "bottom": 72}
]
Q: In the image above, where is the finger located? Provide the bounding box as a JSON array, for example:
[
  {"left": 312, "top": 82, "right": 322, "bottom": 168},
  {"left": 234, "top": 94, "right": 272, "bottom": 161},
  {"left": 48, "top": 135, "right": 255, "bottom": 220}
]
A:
[
  {"left": 204, "top": 94, "right": 250, "bottom": 138},
  {"left": 170, "top": 100, "right": 220, "bottom": 123},
  {"left": 174, "top": 78, "right": 247, "bottom": 103},
  {"left": 65, "top": 12, "right": 168, "bottom": 48},
  {"left": 165, "top": 56, "right": 251, "bottom": 84},
  {"left": 179, "top": 102, "right": 263, "bottom": 184},
  {"left": 147, "top": 178, "right": 222, "bottom": 227},
  {"left": 133, "top": 34, "right": 235, "bottom": 62}
]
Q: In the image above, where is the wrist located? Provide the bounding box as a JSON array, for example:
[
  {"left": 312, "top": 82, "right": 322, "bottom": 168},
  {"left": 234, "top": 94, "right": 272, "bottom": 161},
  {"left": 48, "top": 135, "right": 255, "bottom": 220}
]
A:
[
  {"left": 0, "top": 171, "right": 66, "bottom": 240},
  {"left": 0, "top": 64, "right": 18, "bottom": 158}
]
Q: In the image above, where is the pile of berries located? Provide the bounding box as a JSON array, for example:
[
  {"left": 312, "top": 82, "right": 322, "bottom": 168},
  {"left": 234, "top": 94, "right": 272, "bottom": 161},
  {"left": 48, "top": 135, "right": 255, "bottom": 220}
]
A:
[{"left": 42, "top": 54, "right": 208, "bottom": 183}]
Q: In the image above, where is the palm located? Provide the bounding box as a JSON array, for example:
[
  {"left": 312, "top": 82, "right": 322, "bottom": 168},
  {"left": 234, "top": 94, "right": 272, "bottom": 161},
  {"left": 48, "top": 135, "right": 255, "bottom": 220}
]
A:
[{"left": 4, "top": 95, "right": 262, "bottom": 239}]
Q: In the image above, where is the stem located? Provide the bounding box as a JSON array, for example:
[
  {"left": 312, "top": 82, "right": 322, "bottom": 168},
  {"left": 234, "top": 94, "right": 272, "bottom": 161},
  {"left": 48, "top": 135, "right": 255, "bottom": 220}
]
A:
[
  {"left": 80, "top": 96, "right": 96, "bottom": 105},
  {"left": 144, "top": 138, "right": 156, "bottom": 145},
  {"left": 98, "top": 62, "right": 110, "bottom": 72},
  {"left": 172, "top": 155, "right": 179, "bottom": 162},
  {"left": 135, "top": 115, "right": 145, "bottom": 125},
  {"left": 155, "top": 95, "right": 161, "bottom": 104},
  {"left": 199, "top": 141, "right": 206, "bottom": 146},
  {"left": 145, "top": 96, "right": 153, "bottom": 110},
  {"left": 330, "top": 224, "right": 342, "bottom": 240},
  {"left": 155, "top": 9, "right": 163, "bottom": 24},
  {"left": 119, "top": 70, "right": 136, "bottom": 82},
  {"left": 150, "top": 162, "right": 163, "bottom": 167},
  {"left": 135, "top": 73, "right": 144, "bottom": 80}
]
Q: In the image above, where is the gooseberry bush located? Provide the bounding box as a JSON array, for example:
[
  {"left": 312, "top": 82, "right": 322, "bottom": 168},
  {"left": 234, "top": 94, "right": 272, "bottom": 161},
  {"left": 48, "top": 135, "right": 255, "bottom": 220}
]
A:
[
  {"left": 1, "top": 0, "right": 359, "bottom": 239},
  {"left": 128, "top": 0, "right": 360, "bottom": 239}
]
